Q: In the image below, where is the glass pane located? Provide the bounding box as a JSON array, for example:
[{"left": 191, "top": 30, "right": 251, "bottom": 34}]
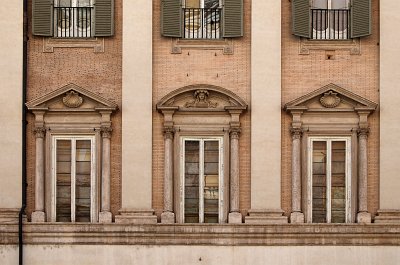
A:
[
  {"left": 184, "top": 141, "right": 200, "bottom": 223},
  {"left": 185, "top": 0, "right": 200, "bottom": 8},
  {"left": 56, "top": 140, "right": 71, "bottom": 222},
  {"left": 75, "top": 140, "right": 91, "bottom": 222},
  {"left": 204, "top": 0, "right": 219, "bottom": 8},
  {"left": 331, "top": 141, "right": 346, "bottom": 223},
  {"left": 57, "top": 0, "right": 71, "bottom": 7},
  {"left": 312, "top": 141, "right": 327, "bottom": 223},
  {"left": 331, "top": 0, "right": 349, "bottom": 9},
  {"left": 204, "top": 141, "right": 219, "bottom": 223},
  {"left": 78, "top": 0, "right": 91, "bottom": 7},
  {"left": 312, "top": 0, "right": 327, "bottom": 9}
]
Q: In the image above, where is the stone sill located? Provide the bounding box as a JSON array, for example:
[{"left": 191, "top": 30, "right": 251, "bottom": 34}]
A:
[{"left": 1, "top": 224, "right": 400, "bottom": 246}]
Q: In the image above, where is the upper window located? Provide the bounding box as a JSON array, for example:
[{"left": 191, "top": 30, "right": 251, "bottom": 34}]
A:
[
  {"left": 54, "top": 0, "right": 93, "bottom": 38},
  {"left": 32, "top": 0, "right": 114, "bottom": 37},
  {"left": 292, "top": 0, "right": 371, "bottom": 40},
  {"left": 161, "top": 0, "right": 243, "bottom": 39}
]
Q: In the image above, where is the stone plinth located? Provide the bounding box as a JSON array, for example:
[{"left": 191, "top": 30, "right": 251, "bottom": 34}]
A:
[
  {"left": 375, "top": 210, "right": 400, "bottom": 224},
  {"left": 245, "top": 209, "right": 288, "bottom": 224},
  {"left": 115, "top": 209, "right": 157, "bottom": 224}
]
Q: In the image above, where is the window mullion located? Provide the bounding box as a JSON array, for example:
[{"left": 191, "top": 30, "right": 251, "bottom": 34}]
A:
[
  {"left": 326, "top": 140, "right": 332, "bottom": 223},
  {"left": 71, "top": 139, "right": 77, "bottom": 222},
  {"left": 199, "top": 139, "right": 205, "bottom": 223}
]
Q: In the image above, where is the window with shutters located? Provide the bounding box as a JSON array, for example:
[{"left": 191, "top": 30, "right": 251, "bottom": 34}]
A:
[
  {"left": 162, "top": 0, "right": 243, "bottom": 39},
  {"left": 51, "top": 135, "right": 97, "bottom": 222},
  {"left": 292, "top": 0, "right": 371, "bottom": 40},
  {"left": 307, "top": 137, "right": 352, "bottom": 223}
]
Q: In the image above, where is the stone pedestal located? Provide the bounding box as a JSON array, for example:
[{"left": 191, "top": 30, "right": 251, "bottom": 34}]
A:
[
  {"left": 228, "top": 212, "right": 242, "bottom": 224},
  {"left": 290, "top": 212, "right": 305, "bottom": 224},
  {"left": 115, "top": 209, "right": 157, "bottom": 224},
  {"left": 161, "top": 211, "right": 175, "bottom": 224},
  {"left": 0, "top": 208, "right": 23, "bottom": 224},
  {"left": 374, "top": 210, "right": 400, "bottom": 224},
  {"left": 357, "top": 212, "right": 371, "bottom": 224},
  {"left": 245, "top": 209, "right": 288, "bottom": 224},
  {"left": 99, "top": 211, "right": 112, "bottom": 223},
  {"left": 31, "top": 211, "right": 46, "bottom": 222}
]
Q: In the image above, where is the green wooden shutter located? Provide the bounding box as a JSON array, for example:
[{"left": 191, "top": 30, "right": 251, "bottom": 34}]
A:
[
  {"left": 94, "top": 0, "right": 114, "bottom": 36},
  {"left": 32, "top": 0, "right": 53, "bottom": 36},
  {"left": 223, "top": 0, "right": 243, "bottom": 38},
  {"left": 292, "top": 0, "right": 310, "bottom": 38},
  {"left": 161, "top": 0, "right": 182, "bottom": 37},
  {"left": 351, "top": 0, "right": 371, "bottom": 38}
]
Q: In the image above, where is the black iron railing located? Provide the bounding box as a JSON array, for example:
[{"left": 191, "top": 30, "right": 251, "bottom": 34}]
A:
[
  {"left": 311, "top": 9, "right": 350, "bottom": 40},
  {"left": 54, "top": 7, "right": 93, "bottom": 38},
  {"left": 183, "top": 8, "right": 221, "bottom": 39}
]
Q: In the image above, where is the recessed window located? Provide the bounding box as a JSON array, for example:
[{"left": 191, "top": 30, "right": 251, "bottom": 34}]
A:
[
  {"left": 52, "top": 136, "right": 96, "bottom": 222},
  {"left": 181, "top": 137, "right": 223, "bottom": 223},
  {"left": 308, "top": 137, "right": 351, "bottom": 223}
]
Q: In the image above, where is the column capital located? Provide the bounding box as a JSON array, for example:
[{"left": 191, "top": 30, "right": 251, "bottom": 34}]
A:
[
  {"left": 34, "top": 127, "right": 46, "bottom": 138},
  {"left": 290, "top": 127, "right": 303, "bottom": 140},
  {"left": 101, "top": 126, "right": 113, "bottom": 138},
  {"left": 163, "top": 127, "right": 175, "bottom": 140},
  {"left": 357, "top": 127, "right": 370, "bottom": 138},
  {"left": 229, "top": 127, "right": 241, "bottom": 139}
]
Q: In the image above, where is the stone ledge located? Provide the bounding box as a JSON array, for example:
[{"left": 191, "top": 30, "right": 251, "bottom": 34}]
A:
[{"left": 1, "top": 223, "right": 400, "bottom": 246}]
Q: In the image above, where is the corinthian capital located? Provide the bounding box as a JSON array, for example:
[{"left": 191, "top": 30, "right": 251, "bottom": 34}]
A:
[
  {"left": 163, "top": 127, "right": 175, "bottom": 140},
  {"left": 290, "top": 127, "right": 303, "bottom": 140},
  {"left": 357, "top": 127, "right": 370, "bottom": 138},
  {"left": 101, "top": 126, "right": 113, "bottom": 138},
  {"left": 229, "top": 127, "right": 241, "bottom": 139},
  {"left": 34, "top": 127, "right": 46, "bottom": 138}
]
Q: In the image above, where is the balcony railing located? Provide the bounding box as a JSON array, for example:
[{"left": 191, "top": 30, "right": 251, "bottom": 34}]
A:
[
  {"left": 183, "top": 8, "right": 221, "bottom": 39},
  {"left": 311, "top": 9, "right": 350, "bottom": 40},
  {"left": 54, "top": 7, "right": 93, "bottom": 38}
]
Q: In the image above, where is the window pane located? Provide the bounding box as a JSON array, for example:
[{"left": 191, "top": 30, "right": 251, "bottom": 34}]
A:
[
  {"left": 78, "top": 0, "right": 91, "bottom": 7},
  {"left": 331, "top": 141, "right": 346, "bottom": 223},
  {"left": 57, "top": 0, "right": 72, "bottom": 7},
  {"left": 75, "top": 140, "right": 91, "bottom": 222},
  {"left": 203, "top": 140, "right": 219, "bottom": 223},
  {"left": 331, "top": 0, "right": 349, "bottom": 9},
  {"left": 56, "top": 140, "right": 71, "bottom": 222},
  {"left": 312, "top": 141, "right": 327, "bottom": 223},
  {"left": 312, "top": 0, "right": 327, "bottom": 9},
  {"left": 185, "top": 0, "right": 200, "bottom": 8},
  {"left": 185, "top": 141, "right": 200, "bottom": 223},
  {"left": 204, "top": 0, "right": 219, "bottom": 9}
]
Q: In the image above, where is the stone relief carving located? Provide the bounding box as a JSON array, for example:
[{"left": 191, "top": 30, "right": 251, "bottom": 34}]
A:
[
  {"left": 320, "top": 91, "right": 341, "bottom": 108},
  {"left": 62, "top": 91, "right": 83, "bottom": 108},
  {"left": 185, "top": 89, "right": 218, "bottom": 108}
]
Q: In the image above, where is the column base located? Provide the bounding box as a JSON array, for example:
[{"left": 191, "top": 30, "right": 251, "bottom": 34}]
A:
[
  {"left": 228, "top": 212, "right": 242, "bottom": 224},
  {"left": 290, "top": 212, "right": 305, "bottom": 223},
  {"left": 245, "top": 209, "right": 288, "bottom": 224},
  {"left": 99, "top": 211, "right": 112, "bottom": 223},
  {"left": 0, "top": 208, "right": 23, "bottom": 224},
  {"left": 374, "top": 210, "right": 400, "bottom": 224},
  {"left": 31, "top": 211, "right": 46, "bottom": 223},
  {"left": 115, "top": 209, "right": 157, "bottom": 224},
  {"left": 161, "top": 211, "right": 175, "bottom": 224},
  {"left": 357, "top": 211, "right": 371, "bottom": 224}
]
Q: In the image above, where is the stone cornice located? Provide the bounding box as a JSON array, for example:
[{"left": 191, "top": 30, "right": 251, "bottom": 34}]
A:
[{"left": 1, "top": 224, "right": 400, "bottom": 246}]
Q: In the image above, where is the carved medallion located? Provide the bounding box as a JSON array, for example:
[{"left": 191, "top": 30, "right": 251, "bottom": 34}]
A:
[
  {"left": 185, "top": 89, "right": 218, "bottom": 108},
  {"left": 320, "top": 91, "right": 341, "bottom": 108},
  {"left": 62, "top": 91, "right": 83, "bottom": 108}
]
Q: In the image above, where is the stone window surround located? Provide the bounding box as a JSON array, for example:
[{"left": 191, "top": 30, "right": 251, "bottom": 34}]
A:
[
  {"left": 43, "top": 37, "right": 105, "bottom": 53},
  {"left": 284, "top": 83, "right": 377, "bottom": 224},
  {"left": 156, "top": 84, "right": 247, "bottom": 224},
  {"left": 26, "top": 83, "right": 117, "bottom": 223}
]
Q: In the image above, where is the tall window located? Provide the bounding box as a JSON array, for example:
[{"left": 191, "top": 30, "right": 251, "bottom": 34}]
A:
[
  {"left": 54, "top": 0, "right": 93, "bottom": 38},
  {"left": 53, "top": 136, "right": 96, "bottom": 222},
  {"left": 311, "top": 0, "right": 350, "bottom": 39},
  {"left": 308, "top": 137, "right": 351, "bottom": 223},
  {"left": 181, "top": 137, "right": 223, "bottom": 223},
  {"left": 183, "top": 0, "right": 222, "bottom": 39}
]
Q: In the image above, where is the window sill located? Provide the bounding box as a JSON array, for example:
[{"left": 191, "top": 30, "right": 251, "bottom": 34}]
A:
[
  {"left": 43, "top": 37, "right": 105, "bottom": 53},
  {"left": 299, "top": 37, "right": 360, "bottom": 55},
  {"left": 171, "top": 38, "right": 234, "bottom": 55}
]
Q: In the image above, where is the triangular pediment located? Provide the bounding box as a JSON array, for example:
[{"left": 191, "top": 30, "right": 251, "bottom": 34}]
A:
[
  {"left": 26, "top": 83, "right": 118, "bottom": 111},
  {"left": 284, "top": 83, "right": 377, "bottom": 112},
  {"left": 157, "top": 84, "right": 247, "bottom": 112}
]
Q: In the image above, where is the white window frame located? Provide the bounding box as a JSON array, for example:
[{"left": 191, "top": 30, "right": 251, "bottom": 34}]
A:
[
  {"left": 180, "top": 136, "right": 224, "bottom": 223},
  {"left": 51, "top": 135, "right": 97, "bottom": 222},
  {"left": 53, "top": 0, "right": 94, "bottom": 38},
  {"left": 307, "top": 136, "right": 352, "bottom": 223}
]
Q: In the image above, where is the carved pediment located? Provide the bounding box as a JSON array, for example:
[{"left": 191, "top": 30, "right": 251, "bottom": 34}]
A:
[
  {"left": 26, "top": 83, "right": 118, "bottom": 112},
  {"left": 284, "top": 83, "right": 377, "bottom": 112},
  {"left": 156, "top": 84, "right": 247, "bottom": 112}
]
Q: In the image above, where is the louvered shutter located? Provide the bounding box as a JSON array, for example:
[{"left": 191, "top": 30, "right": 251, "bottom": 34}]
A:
[
  {"left": 292, "top": 0, "right": 310, "bottom": 38},
  {"left": 94, "top": 0, "right": 114, "bottom": 36},
  {"left": 223, "top": 0, "right": 243, "bottom": 38},
  {"left": 161, "top": 0, "right": 182, "bottom": 37},
  {"left": 32, "top": 0, "right": 53, "bottom": 36},
  {"left": 351, "top": 0, "right": 371, "bottom": 38}
]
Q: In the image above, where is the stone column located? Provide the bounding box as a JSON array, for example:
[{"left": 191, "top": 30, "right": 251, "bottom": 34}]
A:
[
  {"left": 99, "top": 127, "right": 112, "bottom": 223},
  {"left": 357, "top": 128, "right": 371, "bottom": 223},
  {"left": 31, "top": 127, "right": 46, "bottom": 222},
  {"left": 290, "top": 128, "right": 304, "bottom": 223},
  {"left": 228, "top": 127, "right": 242, "bottom": 223},
  {"left": 161, "top": 127, "right": 175, "bottom": 223}
]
